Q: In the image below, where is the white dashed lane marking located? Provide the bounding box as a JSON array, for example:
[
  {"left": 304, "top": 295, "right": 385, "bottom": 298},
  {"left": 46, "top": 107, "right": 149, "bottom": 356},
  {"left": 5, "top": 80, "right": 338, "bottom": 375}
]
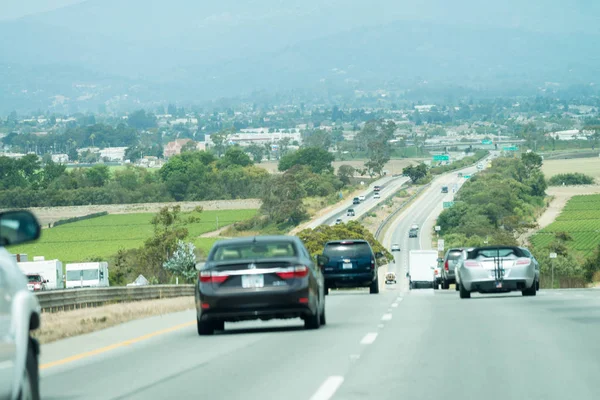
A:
[
  {"left": 381, "top": 313, "right": 392, "bottom": 321},
  {"left": 360, "top": 332, "right": 378, "bottom": 345},
  {"left": 309, "top": 376, "right": 345, "bottom": 400}
]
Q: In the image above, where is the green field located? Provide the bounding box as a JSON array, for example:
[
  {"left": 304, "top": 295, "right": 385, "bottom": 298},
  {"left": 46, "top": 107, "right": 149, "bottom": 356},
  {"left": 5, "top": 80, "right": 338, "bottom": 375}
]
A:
[
  {"left": 10, "top": 209, "right": 257, "bottom": 263},
  {"left": 531, "top": 194, "right": 600, "bottom": 257}
]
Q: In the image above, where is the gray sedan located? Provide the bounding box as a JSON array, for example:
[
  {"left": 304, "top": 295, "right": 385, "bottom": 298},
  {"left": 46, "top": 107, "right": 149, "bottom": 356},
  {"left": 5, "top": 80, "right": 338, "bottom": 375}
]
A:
[{"left": 456, "top": 246, "right": 540, "bottom": 299}]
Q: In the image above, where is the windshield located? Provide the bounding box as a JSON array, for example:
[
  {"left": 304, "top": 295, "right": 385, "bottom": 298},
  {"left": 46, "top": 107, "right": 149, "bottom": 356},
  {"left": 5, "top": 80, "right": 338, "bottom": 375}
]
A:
[
  {"left": 27, "top": 275, "right": 42, "bottom": 282},
  {"left": 324, "top": 243, "right": 371, "bottom": 258},
  {"left": 211, "top": 241, "right": 297, "bottom": 261},
  {"left": 66, "top": 269, "right": 99, "bottom": 281}
]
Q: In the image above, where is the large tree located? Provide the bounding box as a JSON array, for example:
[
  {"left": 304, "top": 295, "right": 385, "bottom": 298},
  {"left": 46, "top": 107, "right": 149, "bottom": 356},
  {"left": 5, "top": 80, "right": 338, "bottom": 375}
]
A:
[{"left": 278, "top": 147, "right": 334, "bottom": 174}]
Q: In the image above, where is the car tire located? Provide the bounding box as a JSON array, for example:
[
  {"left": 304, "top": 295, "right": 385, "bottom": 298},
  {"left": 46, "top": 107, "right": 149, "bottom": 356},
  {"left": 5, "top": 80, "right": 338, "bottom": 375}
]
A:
[
  {"left": 536, "top": 280, "right": 540, "bottom": 291},
  {"left": 369, "top": 276, "right": 380, "bottom": 294},
  {"left": 459, "top": 283, "right": 471, "bottom": 299},
  {"left": 522, "top": 282, "right": 537, "bottom": 297},
  {"left": 319, "top": 303, "right": 326, "bottom": 326},
  {"left": 324, "top": 286, "right": 329, "bottom": 296},
  {"left": 455, "top": 283, "right": 459, "bottom": 291},
  {"left": 432, "top": 281, "right": 438, "bottom": 290},
  {"left": 305, "top": 303, "right": 321, "bottom": 330},
  {"left": 441, "top": 280, "right": 448, "bottom": 290},
  {"left": 197, "top": 318, "right": 215, "bottom": 336},
  {"left": 214, "top": 320, "right": 225, "bottom": 331},
  {"left": 19, "top": 337, "right": 40, "bottom": 400}
]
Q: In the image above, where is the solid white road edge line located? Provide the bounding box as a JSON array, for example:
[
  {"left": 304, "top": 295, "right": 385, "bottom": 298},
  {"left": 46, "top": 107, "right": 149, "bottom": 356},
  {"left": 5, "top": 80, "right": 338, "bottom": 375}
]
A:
[
  {"left": 360, "top": 332, "right": 378, "bottom": 345},
  {"left": 309, "top": 376, "right": 345, "bottom": 400},
  {"left": 381, "top": 313, "right": 393, "bottom": 321}
]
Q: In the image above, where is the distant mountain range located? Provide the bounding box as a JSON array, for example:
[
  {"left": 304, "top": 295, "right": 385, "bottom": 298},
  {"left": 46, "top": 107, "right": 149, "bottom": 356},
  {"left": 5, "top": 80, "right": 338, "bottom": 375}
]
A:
[{"left": 1, "top": 0, "right": 599, "bottom": 114}]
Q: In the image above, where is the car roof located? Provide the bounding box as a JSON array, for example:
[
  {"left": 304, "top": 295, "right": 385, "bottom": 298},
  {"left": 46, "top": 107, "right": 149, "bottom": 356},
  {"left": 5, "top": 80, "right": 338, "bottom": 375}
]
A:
[
  {"left": 325, "top": 239, "right": 369, "bottom": 245},
  {"left": 213, "top": 235, "right": 300, "bottom": 246}
]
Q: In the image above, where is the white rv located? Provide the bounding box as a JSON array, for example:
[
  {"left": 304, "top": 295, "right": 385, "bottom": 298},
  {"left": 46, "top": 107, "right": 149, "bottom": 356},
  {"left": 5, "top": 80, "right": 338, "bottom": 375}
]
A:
[
  {"left": 408, "top": 250, "right": 438, "bottom": 289},
  {"left": 17, "top": 259, "right": 64, "bottom": 290},
  {"left": 65, "top": 262, "right": 110, "bottom": 288}
]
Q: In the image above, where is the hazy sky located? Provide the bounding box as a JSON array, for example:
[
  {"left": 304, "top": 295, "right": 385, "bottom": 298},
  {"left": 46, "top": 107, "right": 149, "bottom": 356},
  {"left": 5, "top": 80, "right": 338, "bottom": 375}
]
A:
[{"left": 1, "top": 0, "right": 84, "bottom": 20}]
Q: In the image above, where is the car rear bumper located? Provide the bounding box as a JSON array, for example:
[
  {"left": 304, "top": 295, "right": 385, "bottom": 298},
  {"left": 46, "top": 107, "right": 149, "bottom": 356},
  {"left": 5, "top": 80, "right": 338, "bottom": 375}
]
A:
[
  {"left": 324, "top": 271, "right": 375, "bottom": 288},
  {"left": 461, "top": 266, "right": 535, "bottom": 292},
  {"left": 197, "top": 286, "right": 315, "bottom": 322}
]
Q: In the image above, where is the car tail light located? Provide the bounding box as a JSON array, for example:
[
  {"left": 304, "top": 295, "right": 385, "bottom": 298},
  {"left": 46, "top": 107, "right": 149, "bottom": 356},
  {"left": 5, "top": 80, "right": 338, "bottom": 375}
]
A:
[
  {"left": 199, "top": 271, "right": 229, "bottom": 284},
  {"left": 276, "top": 265, "right": 309, "bottom": 280},
  {"left": 201, "top": 302, "right": 210, "bottom": 309},
  {"left": 371, "top": 258, "right": 375, "bottom": 269},
  {"left": 516, "top": 258, "right": 531, "bottom": 265},
  {"left": 464, "top": 260, "right": 481, "bottom": 268},
  {"left": 299, "top": 297, "right": 309, "bottom": 304},
  {"left": 444, "top": 260, "right": 449, "bottom": 271}
]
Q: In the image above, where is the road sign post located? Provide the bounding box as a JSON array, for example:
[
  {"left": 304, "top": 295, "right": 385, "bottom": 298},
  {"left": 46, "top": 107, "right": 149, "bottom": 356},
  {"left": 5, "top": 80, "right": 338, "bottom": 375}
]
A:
[
  {"left": 437, "top": 239, "right": 444, "bottom": 252},
  {"left": 550, "top": 252, "right": 557, "bottom": 289}
]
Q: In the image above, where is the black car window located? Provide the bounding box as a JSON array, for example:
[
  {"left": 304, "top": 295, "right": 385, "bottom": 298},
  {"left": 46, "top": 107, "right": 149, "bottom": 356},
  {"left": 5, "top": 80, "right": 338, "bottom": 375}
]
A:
[
  {"left": 324, "top": 243, "right": 372, "bottom": 258},
  {"left": 212, "top": 241, "right": 297, "bottom": 261}
]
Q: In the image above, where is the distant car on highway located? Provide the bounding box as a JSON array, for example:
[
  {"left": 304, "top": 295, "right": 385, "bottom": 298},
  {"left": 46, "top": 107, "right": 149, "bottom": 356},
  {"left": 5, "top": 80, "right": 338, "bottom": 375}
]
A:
[
  {"left": 439, "top": 248, "right": 463, "bottom": 289},
  {"left": 353, "top": 197, "right": 360, "bottom": 205},
  {"left": 373, "top": 192, "right": 381, "bottom": 199},
  {"left": 391, "top": 244, "right": 400, "bottom": 252},
  {"left": 408, "top": 228, "right": 418, "bottom": 238},
  {"left": 347, "top": 208, "right": 355, "bottom": 217},
  {"left": 411, "top": 224, "right": 419, "bottom": 231},
  {"left": 456, "top": 245, "right": 539, "bottom": 299},
  {"left": 318, "top": 239, "right": 383, "bottom": 295},
  {"left": 335, "top": 218, "right": 342, "bottom": 225},
  {"left": 358, "top": 195, "right": 366, "bottom": 202},
  {"left": 195, "top": 235, "right": 326, "bottom": 335},
  {"left": 374, "top": 185, "right": 381, "bottom": 192},
  {"left": 441, "top": 186, "right": 449, "bottom": 193},
  {"left": 0, "top": 210, "right": 43, "bottom": 400}
]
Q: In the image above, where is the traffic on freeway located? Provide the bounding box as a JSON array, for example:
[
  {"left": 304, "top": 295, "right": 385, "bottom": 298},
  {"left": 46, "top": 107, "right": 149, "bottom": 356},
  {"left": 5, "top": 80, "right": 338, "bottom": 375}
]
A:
[{"left": 2, "top": 154, "right": 599, "bottom": 400}]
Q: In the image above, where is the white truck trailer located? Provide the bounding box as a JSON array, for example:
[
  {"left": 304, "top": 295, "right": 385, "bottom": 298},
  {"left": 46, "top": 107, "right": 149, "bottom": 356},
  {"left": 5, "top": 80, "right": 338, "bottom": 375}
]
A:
[
  {"left": 65, "top": 262, "right": 110, "bottom": 288},
  {"left": 408, "top": 250, "right": 438, "bottom": 289},
  {"left": 17, "top": 259, "right": 64, "bottom": 290}
]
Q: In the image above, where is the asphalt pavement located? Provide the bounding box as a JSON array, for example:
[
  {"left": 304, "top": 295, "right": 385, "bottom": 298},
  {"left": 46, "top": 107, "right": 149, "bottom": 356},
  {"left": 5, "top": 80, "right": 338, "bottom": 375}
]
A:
[{"left": 39, "top": 153, "right": 600, "bottom": 399}]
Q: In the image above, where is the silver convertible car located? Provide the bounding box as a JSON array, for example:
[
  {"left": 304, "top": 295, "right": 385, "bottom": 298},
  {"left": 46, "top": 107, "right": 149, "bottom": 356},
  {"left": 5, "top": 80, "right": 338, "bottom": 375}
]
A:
[{"left": 455, "top": 246, "right": 539, "bottom": 299}]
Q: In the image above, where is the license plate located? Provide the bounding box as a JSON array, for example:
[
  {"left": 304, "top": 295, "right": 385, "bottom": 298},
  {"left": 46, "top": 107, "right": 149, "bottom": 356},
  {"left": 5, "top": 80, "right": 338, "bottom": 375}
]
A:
[
  {"left": 242, "top": 274, "right": 264, "bottom": 288},
  {"left": 342, "top": 263, "right": 353, "bottom": 269}
]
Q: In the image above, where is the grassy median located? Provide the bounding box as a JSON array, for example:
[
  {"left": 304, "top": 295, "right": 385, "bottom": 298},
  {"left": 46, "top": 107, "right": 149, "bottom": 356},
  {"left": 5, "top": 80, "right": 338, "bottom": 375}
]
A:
[{"left": 33, "top": 296, "right": 195, "bottom": 344}]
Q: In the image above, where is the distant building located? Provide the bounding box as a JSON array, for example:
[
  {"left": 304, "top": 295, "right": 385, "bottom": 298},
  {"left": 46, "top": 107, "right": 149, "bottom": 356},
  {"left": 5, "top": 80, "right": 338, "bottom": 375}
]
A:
[
  {"left": 164, "top": 139, "right": 206, "bottom": 158},
  {"left": 99, "top": 147, "right": 127, "bottom": 162},
  {"left": 51, "top": 154, "right": 69, "bottom": 163}
]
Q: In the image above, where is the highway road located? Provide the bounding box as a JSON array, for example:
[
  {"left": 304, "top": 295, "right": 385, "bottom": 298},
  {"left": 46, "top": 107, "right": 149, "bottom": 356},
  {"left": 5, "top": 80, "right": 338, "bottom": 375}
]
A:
[{"left": 39, "top": 152, "right": 600, "bottom": 400}]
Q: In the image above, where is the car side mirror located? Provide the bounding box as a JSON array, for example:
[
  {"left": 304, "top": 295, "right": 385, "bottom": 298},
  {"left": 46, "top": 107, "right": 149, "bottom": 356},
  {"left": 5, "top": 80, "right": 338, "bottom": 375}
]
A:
[
  {"left": 316, "top": 255, "right": 329, "bottom": 267},
  {"left": 195, "top": 262, "right": 206, "bottom": 271},
  {"left": 437, "top": 258, "right": 444, "bottom": 263},
  {"left": 375, "top": 251, "right": 384, "bottom": 258},
  {"left": 0, "top": 210, "right": 41, "bottom": 246}
]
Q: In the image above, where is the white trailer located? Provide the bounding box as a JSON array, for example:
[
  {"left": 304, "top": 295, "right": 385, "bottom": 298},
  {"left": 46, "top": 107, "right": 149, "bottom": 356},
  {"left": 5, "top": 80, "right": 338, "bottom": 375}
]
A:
[
  {"left": 408, "top": 250, "right": 438, "bottom": 289},
  {"left": 17, "top": 259, "right": 64, "bottom": 290},
  {"left": 65, "top": 262, "right": 109, "bottom": 288}
]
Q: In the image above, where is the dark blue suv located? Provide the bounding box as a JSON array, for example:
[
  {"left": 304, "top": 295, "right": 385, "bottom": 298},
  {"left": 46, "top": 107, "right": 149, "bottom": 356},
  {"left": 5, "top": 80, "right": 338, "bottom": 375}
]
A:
[{"left": 317, "top": 239, "right": 382, "bottom": 295}]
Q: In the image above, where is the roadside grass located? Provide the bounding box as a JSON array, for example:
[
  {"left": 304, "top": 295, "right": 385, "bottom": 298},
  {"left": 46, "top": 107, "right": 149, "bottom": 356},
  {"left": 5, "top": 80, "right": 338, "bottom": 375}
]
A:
[
  {"left": 531, "top": 194, "right": 600, "bottom": 258},
  {"left": 541, "top": 158, "right": 600, "bottom": 182},
  {"left": 10, "top": 209, "right": 257, "bottom": 262},
  {"left": 33, "top": 296, "right": 195, "bottom": 344}
]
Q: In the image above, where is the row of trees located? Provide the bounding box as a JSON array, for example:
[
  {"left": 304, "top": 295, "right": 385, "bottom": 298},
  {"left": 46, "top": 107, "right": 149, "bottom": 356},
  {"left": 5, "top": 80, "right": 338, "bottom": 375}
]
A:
[{"left": 437, "top": 152, "right": 547, "bottom": 247}]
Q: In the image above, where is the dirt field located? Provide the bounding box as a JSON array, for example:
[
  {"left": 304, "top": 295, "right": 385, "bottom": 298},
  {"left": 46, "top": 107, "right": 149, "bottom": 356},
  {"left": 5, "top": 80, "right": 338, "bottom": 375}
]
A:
[
  {"left": 542, "top": 157, "right": 600, "bottom": 182},
  {"left": 14, "top": 199, "right": 261, "bottom": 227}
]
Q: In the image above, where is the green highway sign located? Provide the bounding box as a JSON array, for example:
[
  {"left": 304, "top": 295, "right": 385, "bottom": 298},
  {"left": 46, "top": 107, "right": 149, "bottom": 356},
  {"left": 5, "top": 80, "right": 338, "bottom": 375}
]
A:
[
  {"left": 481, "top": 139, "right": 493, "bottom": 145},
  {"left": 443, "top": 201, "right": 455, "bottom": 209},
  {"left": 503, "top": 146, "right": 519, "bottom": 151},
  {"left": 433, "top": 155, "right": 450, "bottom": 161},
  {"left": 463, "top": 175, "right": 471, "bottom": 179}
]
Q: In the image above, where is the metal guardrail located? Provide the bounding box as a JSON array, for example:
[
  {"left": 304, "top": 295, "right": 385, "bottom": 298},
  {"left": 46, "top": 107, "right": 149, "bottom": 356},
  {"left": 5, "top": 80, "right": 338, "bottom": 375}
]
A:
[{"left": 36, "top": 285, "right": 194, "bottom": 313}]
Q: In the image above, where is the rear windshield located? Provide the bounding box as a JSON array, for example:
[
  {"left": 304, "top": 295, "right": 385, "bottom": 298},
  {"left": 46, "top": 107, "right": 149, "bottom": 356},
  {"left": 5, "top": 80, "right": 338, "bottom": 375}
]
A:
[
  {"left": 469, "top": 248, "right": 524, "bottom": 259},
  {"left": 211, "top": 241, "right": 297, "bottom": 261},
  {"left": 447, "top": 251, "right": 462, "bottom": 260},
  {"left": 324, "top": 243, "right": 372, "bottom": 257}
]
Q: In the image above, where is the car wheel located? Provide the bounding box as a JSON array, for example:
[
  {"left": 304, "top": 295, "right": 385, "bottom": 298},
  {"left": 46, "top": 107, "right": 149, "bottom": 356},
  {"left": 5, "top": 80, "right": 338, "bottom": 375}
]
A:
[
  {"left": 455, "top": 282, "right": 459, "bottom": 291},
  {"left": 319, "top": 303, "right": 326, "bottom": 326},
  {"left": 214, "top": 320, "right": 225, "bottom": 331},
  {"left": 459, "top": 283, "right": 471, "bottom": 299},
  {"left": 19, "top": 337, "right": 40, "bottom": 400},
  {"left": 324, "top": 286, "right": 330, "bottom": 296},
  {"left": 369, "top": 276, "right": 380, "bottom": 294},
  {"left": 441, "top": 280, "right": 448, "bottom": 290},
  {"left": 522, "top": 282, "right": 537, "bottom": 297},
  {"left": 197, "top": 318, "right": 215, "bottom": 336},
  {"left": 305, "top": 303, "right": 321, "bottom": 330},
  {"left": 432, "top": 281, "right": 438, "bottom": 290},
  {"left": 536, "top": 280, "right": 540, "bottom": 291}
]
